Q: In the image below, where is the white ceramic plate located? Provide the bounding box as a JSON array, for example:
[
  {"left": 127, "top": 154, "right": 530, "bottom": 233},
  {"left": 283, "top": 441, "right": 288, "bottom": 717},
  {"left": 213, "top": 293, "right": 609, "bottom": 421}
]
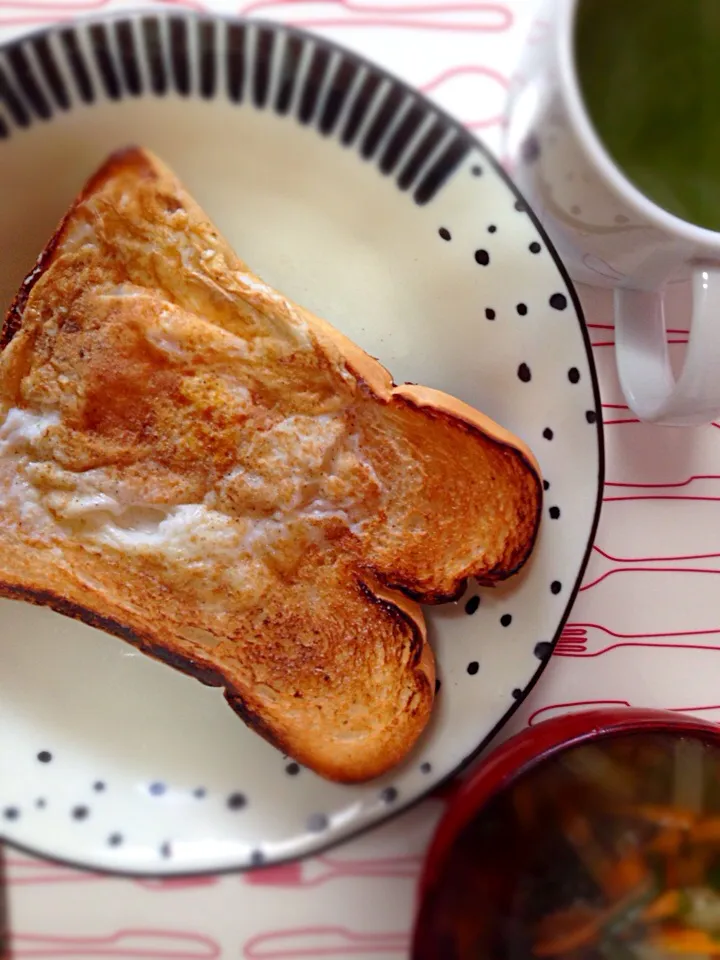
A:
[{"left": 0, "top": 10, "right": 603, "bottom": 875}]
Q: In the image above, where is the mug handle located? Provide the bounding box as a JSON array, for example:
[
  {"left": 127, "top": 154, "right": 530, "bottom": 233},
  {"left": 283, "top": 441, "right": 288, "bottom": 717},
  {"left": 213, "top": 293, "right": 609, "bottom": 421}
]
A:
[{"left": 615, "top": 265, "right": 720, "bottom": 426}]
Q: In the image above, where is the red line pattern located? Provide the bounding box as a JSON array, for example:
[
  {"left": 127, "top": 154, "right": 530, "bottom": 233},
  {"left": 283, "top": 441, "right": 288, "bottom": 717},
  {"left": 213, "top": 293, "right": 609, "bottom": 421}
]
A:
[
  {"left": 580, "top": 566, "right": 720, "bottom": 592},
  {"left": 604, "top": 495, "right": 720, "bottom": 503},
  {"left": 529, "top": 701, "right": 720, "bottom": 727},
  {"left": 554, "top": 623, "right": 720, "bottom": 658},
  {"left": 0, "top": 0, "right": 207, "bottom": 24},
  {"left": 605, "top": 475, "right": 720, "bottom": 489},
  {"left": 246, "top": 854, "right": 422, "bottom": 887},
  {"left": 419, "top": 64, "right": 509, "bottom": 128},
  {"left": 10, "top": 929, "right": 222, "bottom": 958},
  {"left": 243, "top": 926, "right": 408, "bottom": 958},
  {"left": 529, "top": 700, "right": 632, "bottom": 725},
  {"left": 593, "top": 544, "right": 720, "bottom": 564},
  {"left": 591, "top": 338, "right": 689, "bottom": 348},
  {"left": 240, "top": 0, "right": 514, "bottom": 31}
]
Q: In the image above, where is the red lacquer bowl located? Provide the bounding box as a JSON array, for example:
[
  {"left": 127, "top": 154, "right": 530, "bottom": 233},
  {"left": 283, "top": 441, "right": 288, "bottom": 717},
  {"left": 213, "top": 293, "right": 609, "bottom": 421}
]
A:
[{"left": 412, "top": 708, "right": 720, "bottom": 959}]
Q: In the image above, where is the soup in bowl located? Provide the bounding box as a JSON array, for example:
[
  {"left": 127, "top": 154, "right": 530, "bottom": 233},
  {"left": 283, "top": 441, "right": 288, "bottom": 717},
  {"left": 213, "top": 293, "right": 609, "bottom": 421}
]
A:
[{"left": 413, "top": 709, "right": 720, "bottom": 959}]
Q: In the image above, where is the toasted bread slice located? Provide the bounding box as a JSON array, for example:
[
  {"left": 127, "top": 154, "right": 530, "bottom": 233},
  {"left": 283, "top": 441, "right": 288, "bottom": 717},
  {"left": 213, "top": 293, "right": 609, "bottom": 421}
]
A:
[{"left": 0, "top": 148, "right": 541, "bottom": 782}]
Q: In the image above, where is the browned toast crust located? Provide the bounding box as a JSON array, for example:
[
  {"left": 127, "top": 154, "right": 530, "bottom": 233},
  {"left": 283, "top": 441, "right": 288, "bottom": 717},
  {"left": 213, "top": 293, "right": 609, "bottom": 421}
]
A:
[{"left": 0, "top": 147, "right": 541, "bottom": 782}]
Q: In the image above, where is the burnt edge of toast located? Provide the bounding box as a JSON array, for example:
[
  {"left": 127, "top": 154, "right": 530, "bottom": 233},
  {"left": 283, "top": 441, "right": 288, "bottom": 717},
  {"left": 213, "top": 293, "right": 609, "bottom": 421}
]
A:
[
  {"left": 0, "top": 580, "right": 227, "bottom": 689},
  {"left": 0, "top": 579, "right": 299, "bottom": 760},
  {"left": 1, "top": 146, "right": 153, "bottom": 351},
  {"left": 0, "top": 578, "right": 290, "bottom": 757},
  {"left": 0, "top": 574, "right": 430, "bottom": 781},
  {"left": 358, "top": 578, "right": 428, "bottom": 680},
  {"left": 230, "top": 578, "right": 432, "bottom": 774},
  {"left": 360, "top": 390, "right": 544, "bottom": 606}
]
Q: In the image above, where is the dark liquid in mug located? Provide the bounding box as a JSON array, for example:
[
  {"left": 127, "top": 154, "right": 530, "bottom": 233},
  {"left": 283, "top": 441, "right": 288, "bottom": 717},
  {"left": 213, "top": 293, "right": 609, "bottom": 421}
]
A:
[{"left": 575, "top": 0, "right": 720, "bottom": 231}]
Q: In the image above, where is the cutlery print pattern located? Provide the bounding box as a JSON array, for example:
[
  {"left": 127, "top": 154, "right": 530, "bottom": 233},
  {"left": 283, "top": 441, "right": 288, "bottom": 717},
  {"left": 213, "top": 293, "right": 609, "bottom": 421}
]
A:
[
  {"left": 243, "top": 926, "right": 408, "bottom": 958},
  {"left": 8, "top": 929, "right": 222, "bottom": 958},
  {"left": 3, "top": 0, "right": 718, "bottom": 957}
]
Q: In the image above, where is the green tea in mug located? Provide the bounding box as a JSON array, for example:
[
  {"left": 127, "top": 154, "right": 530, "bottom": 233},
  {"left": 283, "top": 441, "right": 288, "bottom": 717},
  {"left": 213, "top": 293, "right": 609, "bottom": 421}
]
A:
[{"left": 575, "top": 0, "right": 720, "bottom": 231}]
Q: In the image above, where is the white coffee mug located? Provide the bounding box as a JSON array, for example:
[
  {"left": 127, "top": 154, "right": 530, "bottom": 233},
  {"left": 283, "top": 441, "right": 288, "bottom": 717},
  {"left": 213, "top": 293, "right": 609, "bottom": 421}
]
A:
[{"left": 504, "top": 0, "right": 720, "bottom": 427}]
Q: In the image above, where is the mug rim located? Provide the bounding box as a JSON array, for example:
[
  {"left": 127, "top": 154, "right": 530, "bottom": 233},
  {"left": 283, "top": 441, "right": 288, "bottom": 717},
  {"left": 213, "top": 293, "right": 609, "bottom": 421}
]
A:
[{"left": 558, "top": 0, "right": 720, "bottom": 248}]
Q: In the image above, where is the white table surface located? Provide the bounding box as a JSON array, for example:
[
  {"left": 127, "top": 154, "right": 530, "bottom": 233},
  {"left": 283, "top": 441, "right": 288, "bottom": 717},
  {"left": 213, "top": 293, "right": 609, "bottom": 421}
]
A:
[{"left": 4, "top": 0, "right": 717, "bottom": 956}]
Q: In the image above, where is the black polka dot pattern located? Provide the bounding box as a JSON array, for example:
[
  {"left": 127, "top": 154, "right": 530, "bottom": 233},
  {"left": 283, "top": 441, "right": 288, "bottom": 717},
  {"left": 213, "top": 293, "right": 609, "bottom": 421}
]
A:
[
  {"left": 586, "top": 410, "right": 597, "bottom": 424},
  {"left": 286, "top": 762, "right": 300, "bottom": 776},
  {"left": 514, "top": 199, "right": 526, "bottom": 212},
  {"left": 472, "top": 165, "right": 483, "bottom": 176},
  {"left": 149, "top": 782, "right": 166, "bottom": 797},
  {"left": 160, "top": 841, "right": 172, "bottom": 858},
  {"left": 534, "top": 641, "right": 552, "bottom": 661},
  {"left": 193, "top": 787, "right": 206, "bottom": 799},
  {"left": 108, "top": 833, "right": 123, "bottom": 847},
  {"left": 549, "top": 506, "right": 561, "bottom": 519},
  {"left": 381, "top": 787, "right": 398, "bottom": 803},
  {"left": 308, "top": 813, "right": 329, "bottom": 832},
  {"left": 421, "top": 762, "right": 432, "bottom": 774},
  {"left": 512, "top": 688, "right": 522, "bottom": 701},
  {"left": 550, "top": 292, "right": 568, "bottom": 310},
  {"left": 227, "top": 792, "right": 247, "bottom": 811},
  {"left": 500, "top": 614, "right": 512, "bottom": 627},
  {"left": 517, "top": 363, "right": 531, "bottom": 383},
  {"left": 250, "top": 850, "right": 265, "bottom": 867},
  {"left": 543, "top": 479, "right": 550, "bottom": 491},
  {"left": 543, "top": 427, "right": 554, "bottom": 440},
  {"left": 568, "top": 367, "right": 580, "bottom": 384},
  {"left": 93, "top": 781, "right": 106, "bottom": 792},
  {"left": 529, "top": 241, "right": 541, "bottom": 254},
  {"left": 551, "top": 581, "right": 562, "bottom": 595},
  {"left": 467, "top": 661, "right": 479, "bottom": 675},
  {"left": 3, "top": 807, "right": 19, "bottom": 820},
  {"left": 37, "top": 751, "right": 52, "bottom": 763},
  {"left": 521, "top": 135, "right": 541, "bottom": 163},
  {"left": 438, "top": 227, "right": 451, "bottom": 241},
  {"left": 488, "top": 224, "right": 497, "bottom": 233},
  {"left": 516, "top": 303, "right": 528, "bottom": 316},
  {"left": 72, "top": 805, "right": 89, "bottom": 820},
  {"left": 485, "top": 307, "right": 496, "bottom": 320},
  {"left": 35, "top": 798, "right": 46, "bottom": 809},
  {"left": 474, "top": 249, "right": 490, "bottom": 266},
  {"left": 465, "top": 595, "right": 480, "bottom": 615},
  {"left": 435, "top": 677, "right": 442, "bottom": 694}
]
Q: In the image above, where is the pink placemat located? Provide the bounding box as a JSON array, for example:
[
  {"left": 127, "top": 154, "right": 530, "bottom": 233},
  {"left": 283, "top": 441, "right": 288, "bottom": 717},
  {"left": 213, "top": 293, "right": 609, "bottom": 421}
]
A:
[{"left": 3, "top": 1, "right": 714, "bottom": 956}]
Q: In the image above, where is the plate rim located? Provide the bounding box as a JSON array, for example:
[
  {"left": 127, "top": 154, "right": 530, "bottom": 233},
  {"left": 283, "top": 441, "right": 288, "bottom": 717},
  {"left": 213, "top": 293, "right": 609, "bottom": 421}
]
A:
[{"left": 0, "top": 7, "right": 605, "bottom": 877}]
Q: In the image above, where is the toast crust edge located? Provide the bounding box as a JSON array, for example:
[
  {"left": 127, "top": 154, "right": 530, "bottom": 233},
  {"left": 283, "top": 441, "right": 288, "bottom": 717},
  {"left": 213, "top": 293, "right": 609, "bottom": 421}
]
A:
[
  {"left": 0, "top": 576, "right": 432, "bottom": 783},
  {"left": 2, "top": 149, "right": 157, "bottom": 352}
]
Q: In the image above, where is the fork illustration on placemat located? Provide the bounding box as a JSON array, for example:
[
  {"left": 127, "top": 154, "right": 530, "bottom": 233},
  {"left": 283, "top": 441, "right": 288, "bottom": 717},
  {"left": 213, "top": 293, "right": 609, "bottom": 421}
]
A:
[
  {"left": 555, "top": 623, "right": 720, "bottom": 658},
  {"left": 246, "top": 854, "right": 423, "bottom": 888},
  {"left": 243, "top": 926, "right": 408, "bottom": 959},
  {"left": 529, "top": 701, "right": 720, "bottom": 726}
]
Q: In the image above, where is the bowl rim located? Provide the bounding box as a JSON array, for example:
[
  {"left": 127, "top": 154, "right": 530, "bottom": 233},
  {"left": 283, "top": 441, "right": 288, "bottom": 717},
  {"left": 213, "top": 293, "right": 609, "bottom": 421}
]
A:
[{"left": 414, "top": 706, "right": 720, "bottom": 934}]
